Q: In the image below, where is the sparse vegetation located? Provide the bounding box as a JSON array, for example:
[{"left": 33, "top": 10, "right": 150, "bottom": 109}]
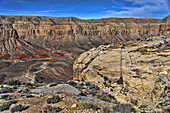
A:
[
  {"left": 6, "top": 80, "right": 21, "bottom": 86},
  {"left": 96, "top": 93, "right": 103, "bottom": 99},
  {"left": 53, "top": 95, "right": 60, "bottom": 99},
  {"left": 0, "top": 100, "right": 17, "bottom": 111},
  {"left": 10, "top": 104, "right": 29, "bottom": 113},
  {"left": 43, "top": 105, "right": 62, "bottom": 113},
  {"left": 25, "top": 83, "right": 34, "bottom": 89},
  {"left": 46, "top": 95, "right": 61, "bottom": 104},
  {"left": 79, "top": 102, "right": 99, "bottom": 110}
]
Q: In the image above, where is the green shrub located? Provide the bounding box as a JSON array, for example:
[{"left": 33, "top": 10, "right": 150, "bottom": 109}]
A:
[
  {"left": 0, "top": 100, "right": 17, "bottom": 111},
  {"left": 7, "top": 80, "right": 21, "bottom": 86},
  {"left": 96, "top": 93, "right": 103, "bottom": 99},
  {"left": 79, "top": 102, "right": 99, "bottom": 110},
  {"left": 46, "top": 95, "right": 61, "bottom": 104},
  {"left": 44, "top": 105, "right": 62, "bottom": 112},
  {"left": 53, "top": 95, "right": 60, "bottom": 99},
  {"left": 26, "top": 85, "right": 34, "bottom": 89},
  {"left": 13, "top": 86, "right": 18, "bottom": 89},
  {"left": 25, "top": 84, "right": 34, "bottom": 89}
]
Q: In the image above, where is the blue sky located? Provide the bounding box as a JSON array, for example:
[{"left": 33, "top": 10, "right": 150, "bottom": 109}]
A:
[{"left": 0, "top": 0, "right": 169, "bottom": 19}]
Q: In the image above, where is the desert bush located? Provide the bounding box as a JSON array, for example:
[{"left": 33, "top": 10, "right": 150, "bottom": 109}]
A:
[
  {"left": 0, "top": 100, "right": 17, "bottom": 111},
  {"left": 79, "top": 102, "right": 99, "bottom": 110},
  {"left": 44, "top": 105, "right": 62, "bottom": 112},
  {"left": 7, "top": 80, "right": 21, "bottom": 86},
  {"left": 46, "top": 95, "right": 61, "bottom": 104}
]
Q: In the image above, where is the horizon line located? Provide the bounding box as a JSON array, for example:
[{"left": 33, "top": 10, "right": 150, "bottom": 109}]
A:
[{"left": 0, "top": 15, "right": 169, "bottom": 20}]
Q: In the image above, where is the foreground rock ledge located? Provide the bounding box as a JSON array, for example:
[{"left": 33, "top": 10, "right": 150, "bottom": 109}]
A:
[{"left": 73, "top": 36, "right": 170, "bottom": 112}]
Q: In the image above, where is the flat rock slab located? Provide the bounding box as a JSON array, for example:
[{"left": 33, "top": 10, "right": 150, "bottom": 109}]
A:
[{"left": 30, "top": 84, "right": 81, "bottom": 95}]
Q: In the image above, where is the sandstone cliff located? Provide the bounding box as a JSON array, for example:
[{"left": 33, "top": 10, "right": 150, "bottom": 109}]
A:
[
  {"left": 1, "top": 15, "right": 168, "bottom": 54},
  {"left": 73, "top": 36, "right": 170, "bottom": 112},
  {"left": 160, "top": 15, "right": 170, "bottom": 35}
]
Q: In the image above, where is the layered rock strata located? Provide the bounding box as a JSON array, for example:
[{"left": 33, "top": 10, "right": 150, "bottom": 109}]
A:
[
  {"left": 160, "top": 15, "right": 170, "bottom": 35},
  {"left": 0, "top": 15, "right": 169, "bottom": 84},
  {"left": 0, "top": 28, "right": 74, "bottom": 83},
  {"left": 73, "top": 36, "right": 170, "bottom": 112},
  {"left": 0, "top": 15, "right": 169, "bottom": 54}
]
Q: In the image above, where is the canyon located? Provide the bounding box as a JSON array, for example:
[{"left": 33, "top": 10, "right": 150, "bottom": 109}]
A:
[
  {"left": 0, "top": 15, "right": 169, "bottom": 54},
  {"left": 0, "top": 15, "right": 169, "bottom": 83},
  {"left": 0, "top": 15, "right": 169, "bottom": 112}
]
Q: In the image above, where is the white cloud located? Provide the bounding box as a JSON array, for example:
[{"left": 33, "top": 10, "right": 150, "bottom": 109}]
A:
[
  {"left": 0, "top": 9, "right": 73, "bottom": 17},
  {"left": 37, "top": 9, "right": 71, "bottom": 13},
  {"left": 109, "top": 0, "right": 169, "bottom": 18}
]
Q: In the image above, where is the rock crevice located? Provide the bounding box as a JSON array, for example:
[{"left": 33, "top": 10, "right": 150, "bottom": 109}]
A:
[{"left": 73, "top": 36, "right": 170, "bottom": 112}]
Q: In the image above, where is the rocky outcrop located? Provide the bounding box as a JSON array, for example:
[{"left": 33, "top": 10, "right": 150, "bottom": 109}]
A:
[
  {"left": 73, "top": 36, "right": 170, "bottom": 112},
  {"left": 0, "top": 81, "right": 135, "bottom": 113},
  {"left": 160, "top": 15, "right": 170, "bottom": 36},
  {"left": 0, "top": 16, "right": 168, "bottom": 54}
]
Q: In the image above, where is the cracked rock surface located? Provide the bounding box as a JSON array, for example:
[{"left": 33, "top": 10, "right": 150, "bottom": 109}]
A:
[{"left": 73, "top": 36, "right": 170, "bottom": 112}]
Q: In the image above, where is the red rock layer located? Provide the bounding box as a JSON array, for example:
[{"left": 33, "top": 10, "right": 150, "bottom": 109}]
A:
[
  {"left": 0, "top": 23, "right": 49, "bottom": 59},
  {"left": 0, "top": 37, "right": 49, "bottom": 60},
  {"left": 0, "top": 27, "right": 75, "bottom": 83},
  {"left": 0, "top": 15, "right": 169, "bottom": 83},
  {"left": 0, "top": 16, "right": 169, "bottom": 54}
]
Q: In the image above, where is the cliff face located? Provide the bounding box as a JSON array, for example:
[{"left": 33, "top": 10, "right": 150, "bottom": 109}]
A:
[
  {"left": 0, "top": 27, "right": 74, "bottom": 83},
  {"left": 0, "top": 15, "right": 169, "bottom": 84},
  {"left": 0, "top": 16, "right": 167, "bottom": 54},
  {"left": 0, "top": 29, "right": 49, "bottom": 60},
  {"left": 73, "top": 36, "right": 170, "bottom": 112},
  {"left": 160, "top": 15, "right": 170, "bottom": 35}
]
